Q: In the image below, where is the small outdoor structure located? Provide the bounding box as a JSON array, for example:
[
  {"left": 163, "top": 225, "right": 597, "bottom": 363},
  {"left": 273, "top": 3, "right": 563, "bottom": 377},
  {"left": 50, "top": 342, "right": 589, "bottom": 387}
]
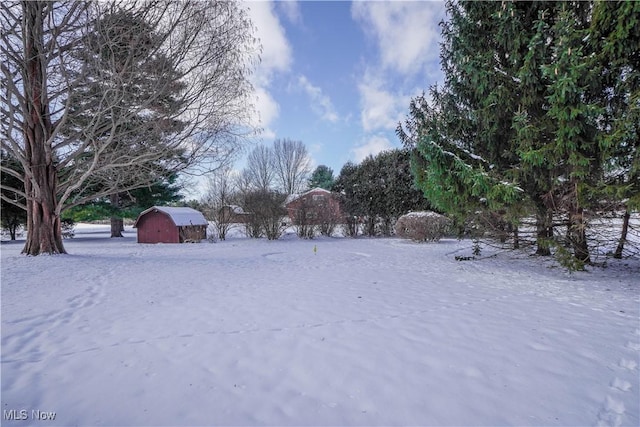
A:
[
  {"left": 133, "top": 206, "right": 208, "bottom": 244},
  {"left": 285, "top": 188, "right": 343, "bottom": 225},
  {"left": 218, "top": 205, "right": 253, "bottom": 224}
]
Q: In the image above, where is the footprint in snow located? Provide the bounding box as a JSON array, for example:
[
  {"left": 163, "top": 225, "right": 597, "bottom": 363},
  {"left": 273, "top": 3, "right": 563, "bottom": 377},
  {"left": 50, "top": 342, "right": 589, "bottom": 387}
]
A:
[
  {"left": 618, "top": 358, "right": 637, "bottom": 371},
  {"left": 625, "top": 341, "right": 640, "bottom": 351},
  {"left": 610, "top": 378, "right": 632, "bottom": 392},
  {"left": 596, "top": 396, "right": 626, "bottom": 427}
]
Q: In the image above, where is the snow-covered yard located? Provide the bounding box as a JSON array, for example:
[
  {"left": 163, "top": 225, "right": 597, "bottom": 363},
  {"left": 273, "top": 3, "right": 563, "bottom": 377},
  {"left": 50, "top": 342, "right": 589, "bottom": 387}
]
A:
[{"left": 2, "top": 224, "right": 639, "bottom": 426}]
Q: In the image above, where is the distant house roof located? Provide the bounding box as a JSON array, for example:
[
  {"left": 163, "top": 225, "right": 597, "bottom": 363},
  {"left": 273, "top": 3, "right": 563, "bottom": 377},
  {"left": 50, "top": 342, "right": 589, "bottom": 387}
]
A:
[
  {"left": 285, "top": 188, "right": 333, "bottom": 205},
  {"left": 223, "top": 205, "right": 246, "bottom": 214},
  {"left": 133, "top": 206, "right": 208, "bottom": 227}
]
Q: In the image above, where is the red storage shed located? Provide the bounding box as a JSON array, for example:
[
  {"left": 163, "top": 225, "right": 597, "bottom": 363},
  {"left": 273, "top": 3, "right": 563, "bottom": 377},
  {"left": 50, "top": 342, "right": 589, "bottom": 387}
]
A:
[{"left": 133, "top": 206, "right": 208, "bottom": 244}]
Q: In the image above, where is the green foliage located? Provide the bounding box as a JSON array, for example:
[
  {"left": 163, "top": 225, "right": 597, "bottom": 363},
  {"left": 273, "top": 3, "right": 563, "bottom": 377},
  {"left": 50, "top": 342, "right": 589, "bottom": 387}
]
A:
[
  {"left": 308, "top": 165, "right": 335, "bottom": 190},
  {"left": 553, "top": 242, "right": 586, "bottom": 272},
  {"left": 1, "top": 152, "right": 27, "bottom": 239},
  {"left": 400, "top": 0, "right": 640, "bottom": 265},
  {"left": 61, "top": 6, "right": 188, "bottom": 211},
  {"left": 588, "top": 0, "right": 640, "bottom": 212},
  {"left": 63, "top": 202, "right": 116, "bottom": 223},
  {"left": 333, "top": 149, "right": 430, "bottom": 236},
  {"left": 63, "top": 174, "right": 183, "bottom": 223},
  {"left": 126, "top": 174, "right": 184, "bottom": 214}
]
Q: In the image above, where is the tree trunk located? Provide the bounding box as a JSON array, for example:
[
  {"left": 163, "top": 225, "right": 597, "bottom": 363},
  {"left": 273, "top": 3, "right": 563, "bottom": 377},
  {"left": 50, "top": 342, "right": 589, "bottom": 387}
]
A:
[
  {"left": 21, "top": 2, "right": 66, "bottom": 255},
  {"left": 7, "top": 217, "right": 19, "bottom": 240},
  {"left": 614, "top": 209, "right": 630, "bottom": 259},
  {"left": 110, "top": 193, "right": 124, "bottom": 238},
  {"left": 110, "top": 217, "right": 124, "bottom": 238},
  {"left": 535, "top": 206, "right": 553, "bottom": 256},
  {"left": 365, "top": 216, "right": 376, "bottom": 237},
  {"left": 567, "top": 181, "right": 590, "bottom": 265},
  {"left": 568, "top": 206, "right": 590, "bottom": 264}
]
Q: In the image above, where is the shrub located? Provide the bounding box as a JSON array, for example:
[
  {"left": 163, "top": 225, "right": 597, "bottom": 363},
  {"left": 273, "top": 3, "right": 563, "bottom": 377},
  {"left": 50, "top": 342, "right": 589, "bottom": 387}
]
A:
[
  {"left": 292, "top": 198, "right": 317, "bottom": 239},
  {"left": 395, "top": 211, "right": 450, "bottom": 242},
  {"left": 61, "top": 218, "right": 75, "bottom": 239},
  {"left": 241, "top": 190, "right": 288, "bottom": 240},
  {"left": 342, "top": 216, "right": 360, "bottom": 238},
  {"left": 317, "top": 202, "right": 341, "bottom": 237}
]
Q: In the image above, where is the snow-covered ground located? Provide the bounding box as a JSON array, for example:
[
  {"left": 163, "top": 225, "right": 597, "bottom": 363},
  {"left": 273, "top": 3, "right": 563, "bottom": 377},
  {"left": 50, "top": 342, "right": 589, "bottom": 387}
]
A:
[{"left": 1, "top": 224, "right": 639, "bottom": 426}]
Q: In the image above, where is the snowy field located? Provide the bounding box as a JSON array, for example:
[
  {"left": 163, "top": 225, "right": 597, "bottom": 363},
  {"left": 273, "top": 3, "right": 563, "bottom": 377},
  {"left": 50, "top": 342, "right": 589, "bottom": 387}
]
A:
[{"left": 1, "top": 224, "right": 639, "bottom": 426}]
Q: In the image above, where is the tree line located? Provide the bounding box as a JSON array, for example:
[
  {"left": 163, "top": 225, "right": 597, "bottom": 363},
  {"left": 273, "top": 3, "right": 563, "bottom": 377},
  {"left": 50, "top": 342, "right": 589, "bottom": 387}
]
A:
[
  {"left": 196, "top": 144, "right": 429, "bottom": 240},
  {"left": 196, "top": 138, "right": 314, "bottom": 240},
  {"left": 4, "top": 1, "right": 637, "bottom": 267},
  {"left": 398, "top": 0, "right": 639, "bottom": 268},
  {"left": 333, "top": 150, "right": 431, "bottom": 237}
]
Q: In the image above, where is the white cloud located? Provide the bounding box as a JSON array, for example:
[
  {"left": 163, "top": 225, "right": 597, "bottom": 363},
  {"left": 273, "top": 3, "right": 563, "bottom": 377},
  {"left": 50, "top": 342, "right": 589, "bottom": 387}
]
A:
[
  {"left": 243, "top": 1, "right": 293, "bottom": 136},
  {"left": 358, "top": 70, "right": 409, "bottom": 133},
  {"left": 352, "top": 134, "right": 393, "bottom": 163},
  {"left": 277, "top": 1, "right": 302, "bottom": 26},
  {"left": 297, "top": 75, "right": 339, "bottom": 123},
  {"left": 351, "top": 1, "right": 444, "bottom": 76},
  {"left": 352, "top": 2, "right": 444, "bottom": 144},
  {"left": 251, "top": 86, "right": 279, "bottom": 140},
  {"left": 246, "top": 1, "right": 292, "bottom": 82}
]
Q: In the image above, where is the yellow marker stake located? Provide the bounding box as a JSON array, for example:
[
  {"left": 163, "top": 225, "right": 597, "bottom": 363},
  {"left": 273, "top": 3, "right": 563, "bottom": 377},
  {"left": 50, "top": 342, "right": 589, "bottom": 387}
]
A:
[{"left": 313, "top": 245, "right": 317, "bottom": 255}]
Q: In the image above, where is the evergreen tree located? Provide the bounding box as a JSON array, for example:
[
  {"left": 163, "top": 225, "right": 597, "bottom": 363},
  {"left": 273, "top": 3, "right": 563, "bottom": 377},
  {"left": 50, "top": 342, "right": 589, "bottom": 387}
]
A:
[
  {"left": 513, "top": 3, "right": 598, "bottom": 264},
  {"left": 588, "top": 1, "right": 640, "bottom": 258},
  {"left": 333, "top": 150, "right": 430, "bottom": 237},
  {"left": 308, "top": 165, "right": 335, "bottom": 190},
  {"left": 63, "top": 8, "right": 188, "bottom": 238},
  {"left": 399, "top": 1, "right": 529, "bottom": 244},
  {"left": 332, "top": 161, "right": 363, "bottom": 236},
  {"left": 64, "top": 173, "right": 183, "bottom": 227},
  {"left": 400, "top": 1, "right": 639, "bottom": 265},
  {"left": 1, "top": 152, "right": 27, "bottom": 240}
]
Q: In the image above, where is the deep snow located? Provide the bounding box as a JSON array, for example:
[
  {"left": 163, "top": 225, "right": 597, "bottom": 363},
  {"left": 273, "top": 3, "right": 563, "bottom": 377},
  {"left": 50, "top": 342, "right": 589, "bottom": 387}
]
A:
[{"left": 1, "top": 224, "right": 639, "bottom": 426}]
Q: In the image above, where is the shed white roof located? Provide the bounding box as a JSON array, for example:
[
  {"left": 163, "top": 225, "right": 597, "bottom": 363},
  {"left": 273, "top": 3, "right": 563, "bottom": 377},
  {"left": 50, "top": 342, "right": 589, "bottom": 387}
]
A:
[{"left": 134, "top": 206, "right": 208, "bottom": 227}]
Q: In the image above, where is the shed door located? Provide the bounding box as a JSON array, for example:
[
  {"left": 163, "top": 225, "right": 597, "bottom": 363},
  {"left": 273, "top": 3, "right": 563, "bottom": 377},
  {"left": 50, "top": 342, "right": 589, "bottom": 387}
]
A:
[{"left": 137, "top": 212, "right": 179, "bottom": 243}]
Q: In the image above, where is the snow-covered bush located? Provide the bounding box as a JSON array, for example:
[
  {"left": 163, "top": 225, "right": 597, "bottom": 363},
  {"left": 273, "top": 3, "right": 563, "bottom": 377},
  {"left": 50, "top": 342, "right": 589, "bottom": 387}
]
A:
[{"left": 395, "top": 211, "right": 451, "bottom": 242}]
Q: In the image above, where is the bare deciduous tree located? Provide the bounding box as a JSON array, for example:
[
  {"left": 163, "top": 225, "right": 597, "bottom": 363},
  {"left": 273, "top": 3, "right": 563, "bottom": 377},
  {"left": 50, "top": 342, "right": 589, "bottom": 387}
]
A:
[
  {"left": 1, "top": 0, "right": 260, "bottom": 255},
  {"left": 243, "top": 144, "right": 275, "bottom": 192},
  {"left": 272, "top": 138, "right": 311, "bottom": 195},
  {"left": 203, "top": 166, "right": 237, "bottom": 240}
]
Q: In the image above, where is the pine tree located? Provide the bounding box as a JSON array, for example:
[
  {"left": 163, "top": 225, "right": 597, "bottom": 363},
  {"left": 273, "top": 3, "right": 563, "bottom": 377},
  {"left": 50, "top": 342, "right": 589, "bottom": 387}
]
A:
[
  {"left": 589, "top": 1, "right": 640, "bottom": 258},
  {"left": 1, "top": 152, "right": 27, "bottom": 240},
  {"left": 399, "top": 1, "right": 529, "bottom": 243},
  {"left": 333, "top": 150, "right": 430, "bottom": 237},
  {"left": 308, "top": 165, "right": 335, "bottom": 190},
  {"left": 401, "top": 1, "right": 639, "bottom": 264}
]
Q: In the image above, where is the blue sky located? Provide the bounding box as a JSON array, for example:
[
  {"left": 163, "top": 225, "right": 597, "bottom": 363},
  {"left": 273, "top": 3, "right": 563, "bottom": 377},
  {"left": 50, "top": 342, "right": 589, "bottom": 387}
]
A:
[{"left": 242, "top": 0, "right": 446, "bottom": 176}]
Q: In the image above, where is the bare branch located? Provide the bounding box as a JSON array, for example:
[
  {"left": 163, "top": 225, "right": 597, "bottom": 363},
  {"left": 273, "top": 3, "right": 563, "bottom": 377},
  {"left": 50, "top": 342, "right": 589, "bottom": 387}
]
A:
[
  {"left": 1, "top": 0, "right": 260, "bottom": 254},
  {"left": 272, "top": 138, "right": 312, "bottom": 195}
]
